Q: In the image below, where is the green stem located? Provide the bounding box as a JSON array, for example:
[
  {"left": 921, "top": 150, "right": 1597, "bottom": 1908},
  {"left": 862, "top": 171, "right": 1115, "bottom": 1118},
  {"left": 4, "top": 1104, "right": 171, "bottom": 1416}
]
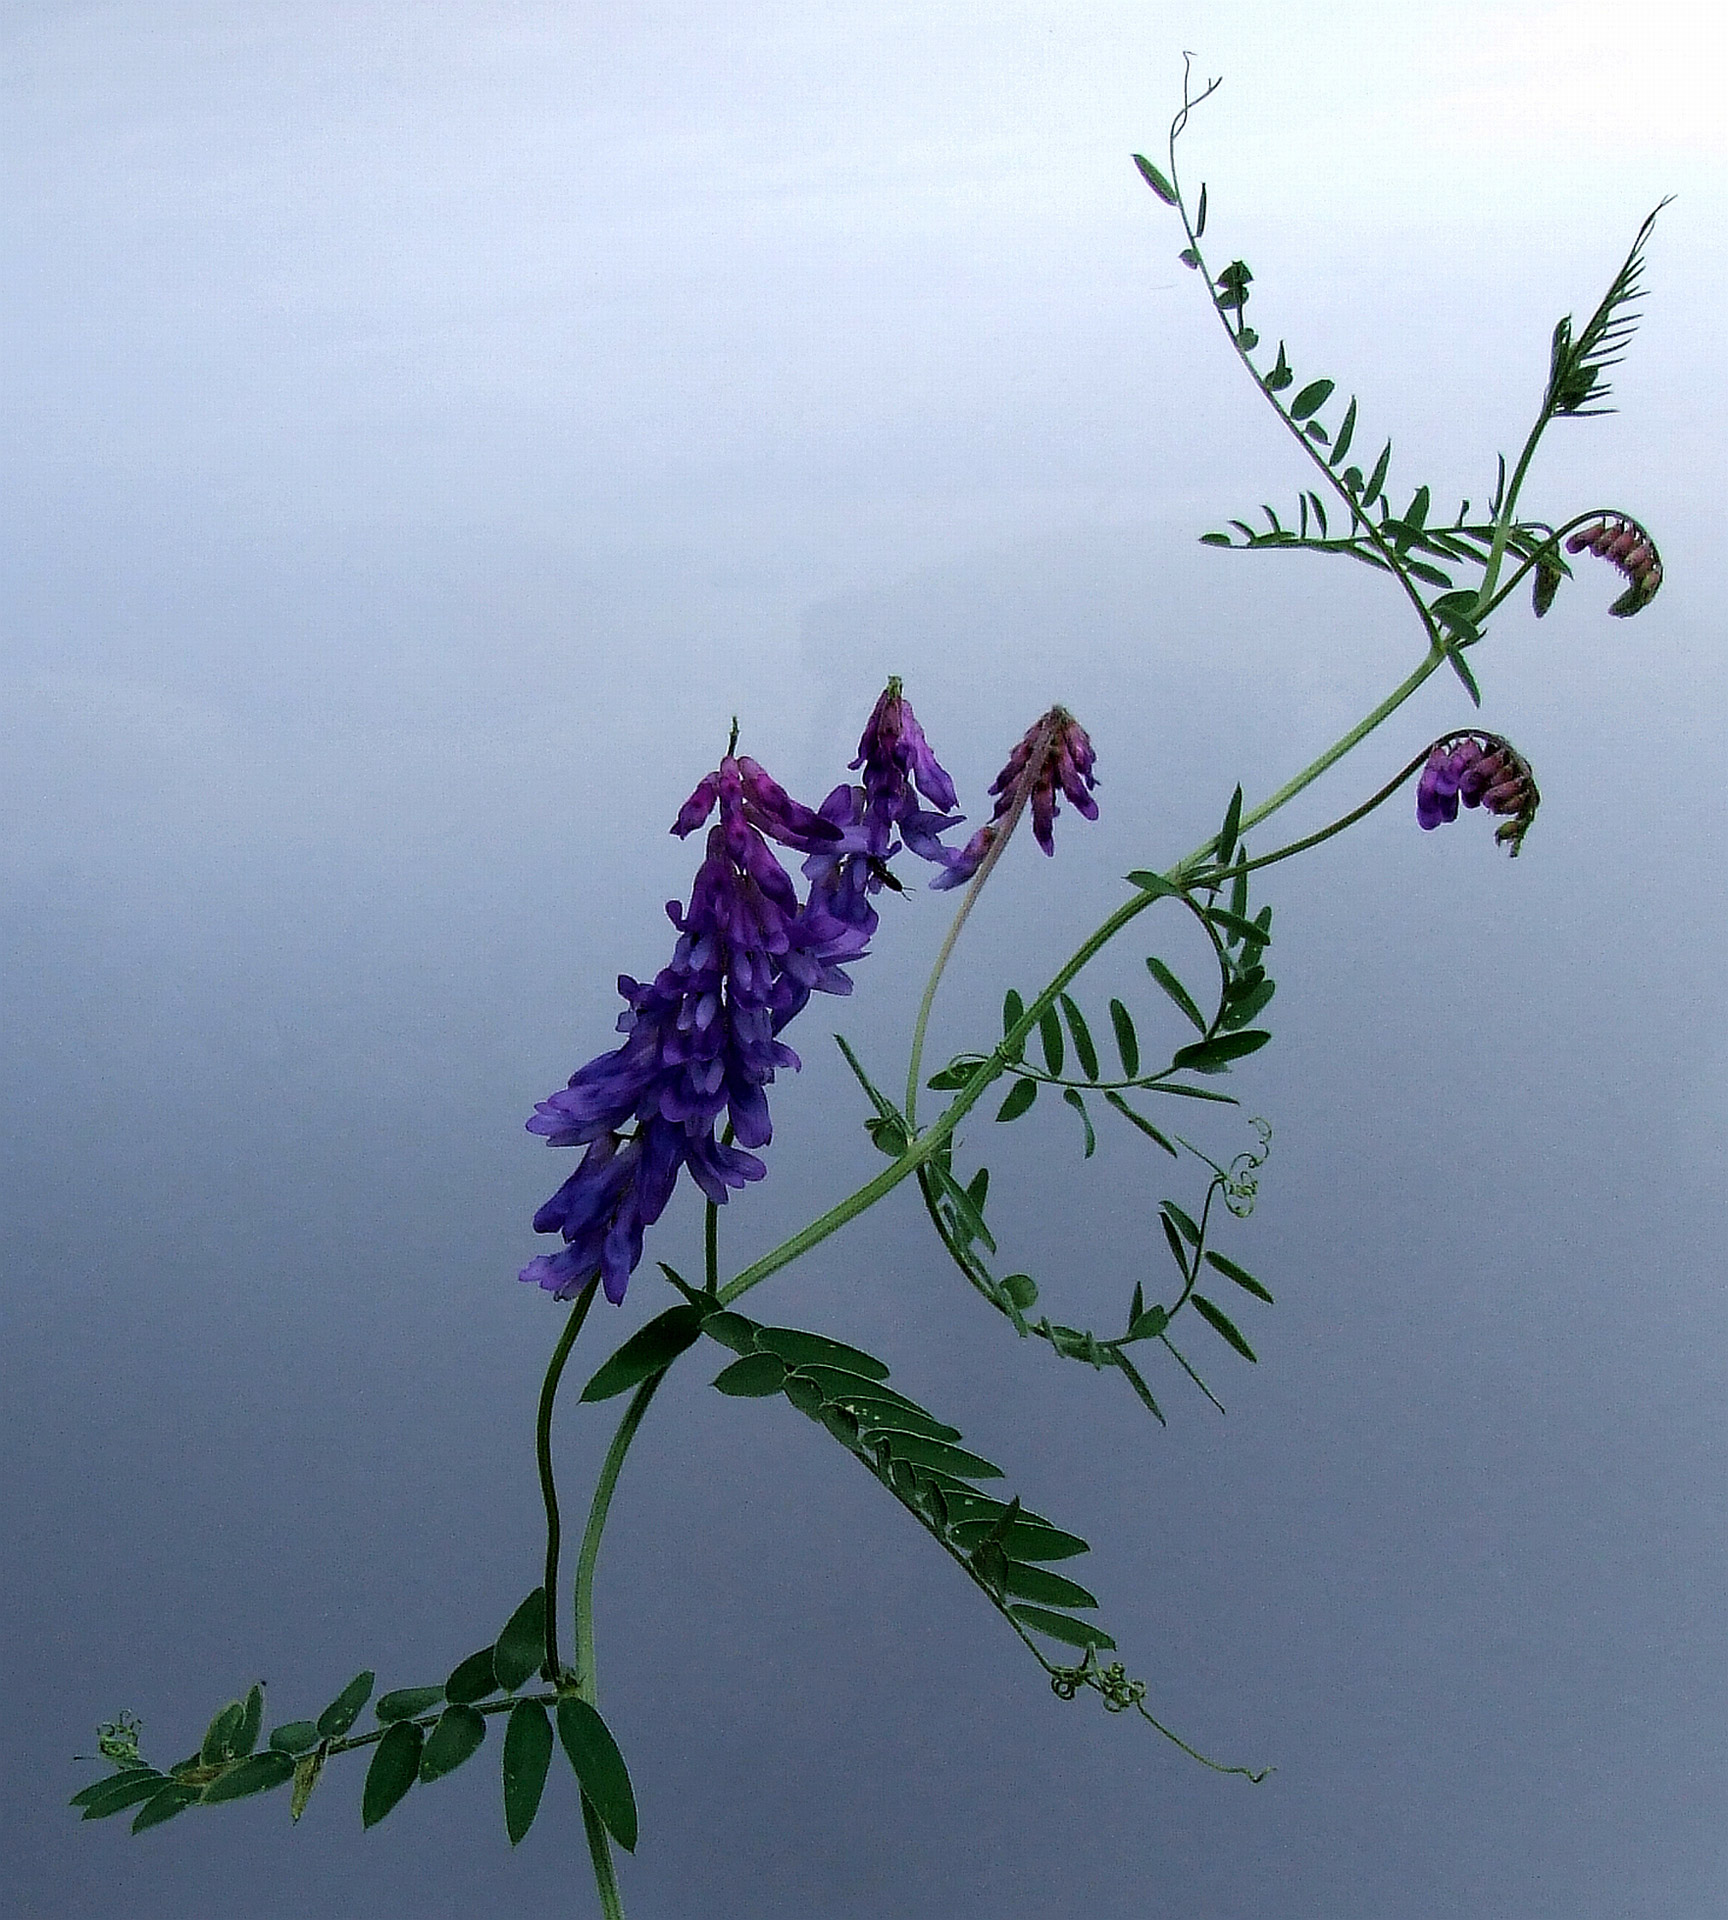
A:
[
  {"left": 581, "top": 1794, "right": 628, "bottom": 1920},
  {"left": 720, "top": 645, "right": 1444, "bottom": 1314},
  {"left": 905, "top": 711, "right": 1059, "bottom": 1128},
  {"left": 574, "top": 1375, "right": 666, "bottom": 1699},
  {"left": 536, "top": 1279, "right": 601, "bottom": 1681}
]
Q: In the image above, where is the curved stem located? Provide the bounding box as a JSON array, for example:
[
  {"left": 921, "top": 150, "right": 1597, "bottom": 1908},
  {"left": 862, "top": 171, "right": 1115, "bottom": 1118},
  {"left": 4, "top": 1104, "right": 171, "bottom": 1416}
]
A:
[
  {"left": 581, "top": 1795, "right": 628, "bottom": 1920},
  {"left": 721, "top": 646, "right": 1445, "bottom": 1314},
  {"left": 905, "top": 712, "right": 1059, "bottom": 1128},
  {"left": 574, "top": 1375, "right": 667, "bottom": 1698},
  {"left": 535, "top": 1279, "right": 601, "bottom": 1681}
]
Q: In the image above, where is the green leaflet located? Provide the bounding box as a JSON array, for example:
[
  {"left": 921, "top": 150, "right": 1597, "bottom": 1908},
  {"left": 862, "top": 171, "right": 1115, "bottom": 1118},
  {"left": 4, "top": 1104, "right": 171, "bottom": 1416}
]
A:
[
  {"left": 77, "top": 1771, "right": 169, "bottom": 1820},
  {"left": 557, "top": 1697, "right": 638, "bottom": 1853},
  {"left": 1109, "top": 999, "right": 1140, "bottom": 1078},
  {"left": 419, "top": 1705, "right": 487, "bottom": 1783},
  {"left": 1191, "top": 1294, "right": 1258, "bottom": 1362},
  {"left": 1146, "top": 956, "right": 1205, "bottom": 1033},
  {"left": 580, "top": 1304, "right": 705, "bottom": 1401},
  {"left": 201, "top": 1750, "right": 295, "bottom": 1805},
  {"left": 1010, "top": 1606, "right": 1117, "bottom": 1652},
  {"left": 755, "top": 1327, "right": 890, "bottom": 1379},
  {"left": 1205, "top": 1251, "right": 1274, "bottom": 1303},
  {"left": 996, "top": 1077, "right": 1037, "bottom": 1123},
  {"left": 131, "top": 1782, "right": 201, "bottom": 1833},
  {"left": 375, "top": 1688, "right": 444, "bottom": 1725},
  {"left": 493, "top": 1587, "right": 548, "bottom": 1694},
  {"left": 363, "top": 1721, "right": 422, "bottom": 1828},
  {"left": 1063, "top": 1088, "right": 1097, "bottom": 1158},
  {"left": 445, "top": 1648, "right": 501, "bottom": 1705},
  {"left": 1059, "top": 995, "right": 1099, "bottom": 1079},
  {"left": 502, "top": 1699, "right": 555, "bottom": 1846},
  {"left": 316, "top": 1671, "right": 375, "bottom": 1742},
  {"left": 713, "top": 1352, "right": 787, "bottom": 1396}
]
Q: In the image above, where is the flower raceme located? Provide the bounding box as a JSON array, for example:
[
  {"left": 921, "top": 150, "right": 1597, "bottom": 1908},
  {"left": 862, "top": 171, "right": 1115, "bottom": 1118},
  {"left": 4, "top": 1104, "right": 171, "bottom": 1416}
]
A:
[
  {"left": 1415, "top": 732, "right": 1540, "bottom": 857},
  {"left": 521, "top": 690, "right": 966, "bottom": 1305},
  {"left": 936, "top": 706, "right": 1100, "bottom": 889},
  {"left": 1564, "top": 516, "right": 1662, "bottom": 617}
]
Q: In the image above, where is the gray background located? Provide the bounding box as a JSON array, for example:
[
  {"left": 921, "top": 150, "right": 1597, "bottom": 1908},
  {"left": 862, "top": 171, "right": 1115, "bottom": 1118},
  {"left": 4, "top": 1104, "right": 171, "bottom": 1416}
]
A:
[{"left": 4, "top": 4, "right": 1726, "bottom": 1916}]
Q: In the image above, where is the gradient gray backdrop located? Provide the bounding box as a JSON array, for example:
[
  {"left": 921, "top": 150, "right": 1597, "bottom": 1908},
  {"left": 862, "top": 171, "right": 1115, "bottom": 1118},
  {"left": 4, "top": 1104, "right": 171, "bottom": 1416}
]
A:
[{"left": 5, "top": 5, "right": 1727, "bottom": 1916}]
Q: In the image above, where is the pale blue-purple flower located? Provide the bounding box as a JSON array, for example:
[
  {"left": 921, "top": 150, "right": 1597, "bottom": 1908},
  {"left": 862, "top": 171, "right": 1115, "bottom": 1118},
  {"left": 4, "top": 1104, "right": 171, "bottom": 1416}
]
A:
[{"left": 1415, "top": 732, "right": 1539, "bottom": 856}]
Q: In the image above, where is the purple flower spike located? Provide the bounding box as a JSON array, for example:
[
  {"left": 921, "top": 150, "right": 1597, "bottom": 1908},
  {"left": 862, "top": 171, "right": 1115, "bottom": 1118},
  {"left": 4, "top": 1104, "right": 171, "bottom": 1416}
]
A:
[
  {"left": 523, "top": 748, "right": 861, "bottom": 1304},
  {"left": 802, "top": 677, "right": 967, "bottom": 932},
  {"left": 1414, "top": 731, "right": 1540, "bottom": 857},
  {"left": 933, "top": 705, "right": 1099, "bottom": 889}
]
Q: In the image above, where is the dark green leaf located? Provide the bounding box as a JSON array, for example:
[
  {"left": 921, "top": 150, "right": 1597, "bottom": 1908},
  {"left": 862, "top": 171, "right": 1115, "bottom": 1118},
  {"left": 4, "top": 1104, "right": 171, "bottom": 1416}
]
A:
[
  {"left": 72, "top": 1768, "right": 157, "bottom": 1811},
  {"left": 1191, "top": 1294, "right": 1258, "bottom": 1362},
  {"left": 951, "top": 1519, "right": 1089, "bottom": 1561},
  {"left": 966, "top": 1166, "right": 989, "bottom": 1212},
  {"left": 1002, "top": 988, "right": 1025, "bottom": 1053},
  {"left": 1178, "top": 246, "right": 1199, "bottom": 269},
  {"left": 201, "top": 1701, "right": 245, "bottom": 1767},
  {"left": 701, "top": 1310, "right": 760, "bottom": 1355},
  {"left": 1129, "top": 1305, "right": 1170, "bottom": 1341},
  {"left": 1104, "top": 1091, "right": 1177, "bottom": 1157},
  {"left": 1063, "top": 1088, "right": 1097, "bottom": 1158},
  {"left": 820, "top": 1404, "right": 862, "bottom": 1449},
  {"left": 713, "top": 1352, "right": 785, "bottom": 1396},
  {"left": 1305, "top": 421, "right": 1329, "bottom": 444},
  {"left": 1146, "top": 957, "right": 1205, "bottom": 1033},
  {"left": 1131, "top": 153, "right": 1177, "bottom": 203},
  {"left": 1266, "top": 341, "right": 1293, "bottom": 391},
  {"left": 503, "top": 1699, "right": 555, "bottom": 1846},
  {"left": 1329, "top": 396, "right": 1357, "bottom": 467},
  {"left": 493, "top": 1588, "right": 548, "bottom": 1694},
  {"left": 1194, "top": 181, "right": 1208, "bottom": 236},
  {"left": 1206, "top": 905, "right": 1266, "bottom": 947},
  {"left": 1533, "top": 560, "right": 1563, "bottom": 617},
  {"left": 1001, "top": 1564, "right": 1100, "bottom": 1609},
  {"left": 1125, "top": 868, "right": 1182, "bottom": 899},
  {"left": 445, "top": 1649, "right": 500, "bottom": 1706},
  {"left": 363, "top": 1720, "right": 423, "bottom": 1827},
  {"left": 201, "top": 1750, "right": 295, "bottom": 1805},
  {"left": 1221, "top": 976, "right": 1275, "bottom": 1028},
  {"left": 1405, "top": 484, "right": 1431, "bottom": 530},
  {"left": 131, "top": 1783, "right": 201, "bottom": 1833},
  {"left": 1162, "top": 1201, "right": 1201, "bottom": 1246},
  {"left": 971, "top": 1537, "right": 1008, "bottom": 1593},
  {"left": 1108, "top": 999, "right": 1140, "bottom": 1078},
  {"left": 1002, "top": 1272, "right": 1039, "bottom": 1311},
  {"left": 1199, "top": 530, "right": 1233, "bottom": 547},
  {"left": 1038, "top": 1005, "right": 1064, "bottom": 1076},
  {"left": 557, "top": 1698, "right": 638, "bottom": 1853},
  {"left": 995, "top": 1077, "right": 1037, "bottom": 1123},
  {"left": 1405, "top": 560, "right": 1452, "bottom": 587},
  {"left": 1145, "top": 1081, "right": 1240, "bottom": 1104},
  {"left": 316, "top": 1671, "right": 375, "bottom": 1742},
  {"left": 78, "top": 1772, "right": 168, "bottom": 1820},
  {"left": 755, "top": 1327, "right": 890, "bottom": 1379},
  {"left": 1364, "top": 440, "right": 1392, "bottom": 507},
  {"left": 235, "top": 1683, "right": 264, "bottom": 1759},
  {"left": 1216, "top": 785, "right": 1243, "bottom": 866},
  {"left": 1307, "top": 490, "right": 1329, "bottom": 537},
  {"left": 1160, "top": 1211, "right": 1190, "bottom": 1275},
  {"left": 269, "top": 1719, "right": 319, "bottom": 1754},
  {"left": 1058, "top": 995, "right": 1098, "bottom": 1079},
  {"left": 878, "top": 1433, "right": 1003, "bottom": 1480},
  {"left": 1009, "top": 1606, "right": 1117, "bottom": 1651},
  {"left": 931, "top": 1159, "right": 994, "bottom": 1252},
  {"left": 1289, "top": 377, "right": 1333, "bottom": 419},
  {"left": 1113, "top": 1348, "right": 1167, "bottom": 1423},
  {"left": 783, "top": 1374, "right": 824, "bottom": 1416},
  {"left": 375, "top": 1689, "right": 445, "bottom": 1725},
  {"left": 1205, "top": 1251, "right": 1274, "bottom": 1302},
  {"left": 791, "top": 1368, "right": 949, "bottom": 1426},
  {"left": 1171, "top": 1030, "right": 1271, "bottom": 1074},
  {"left": 580, "top": 1305, "right": 704, "bottom": 1401},
  {"left": 420, "top": 1705, "right": 487, "bottom": 1783}
]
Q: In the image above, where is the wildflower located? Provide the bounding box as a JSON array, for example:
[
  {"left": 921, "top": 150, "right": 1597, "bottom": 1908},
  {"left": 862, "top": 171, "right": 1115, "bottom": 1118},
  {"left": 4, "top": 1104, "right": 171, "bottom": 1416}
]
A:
[
  {"left": 802, "top": 677, "right": 966, "bottom": 937},
  {"left": 521, "top": 752, "right": 854, "bottom": 1304},
  {"left": 934, "top": 706, "right": 1099, "bottom": 889},
  {"left": 1415, "top": 732, "right": 1539, "bottom": 856},
  {"left": 1564, "top": 516, "right": 1662, "bottom": 616}
]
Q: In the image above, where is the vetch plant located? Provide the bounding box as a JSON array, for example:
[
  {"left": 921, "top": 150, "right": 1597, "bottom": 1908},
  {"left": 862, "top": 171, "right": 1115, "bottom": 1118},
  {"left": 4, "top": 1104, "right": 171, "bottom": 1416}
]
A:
[{"left": 71, "top": 66, "right": 1669, "bottom": 1916}]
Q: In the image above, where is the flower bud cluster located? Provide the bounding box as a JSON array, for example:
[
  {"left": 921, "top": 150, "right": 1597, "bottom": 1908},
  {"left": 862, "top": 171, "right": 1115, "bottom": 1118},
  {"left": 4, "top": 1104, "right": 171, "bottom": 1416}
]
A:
[
  {"left": 935, "top": 706, "right": 1098, "bottom": 889},
  {"left": 1415, "top": 732, "right": 1540, "bottom": 857},
  {"left": 1565, "top": 516, "right": 1662, "bottom": 617}
]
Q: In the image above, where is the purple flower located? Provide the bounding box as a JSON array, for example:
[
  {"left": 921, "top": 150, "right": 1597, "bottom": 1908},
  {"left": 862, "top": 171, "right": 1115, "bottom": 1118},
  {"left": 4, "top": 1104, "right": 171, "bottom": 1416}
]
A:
[
  {"left": 934, "top": 706, "right": 1099, "bottom": 889},
  {"left": 802, "top": 678, "right": 966, "bottom": 937},
  {"left": 522, "top": 751, "right": 856, "bottom": 1304},
  {"left": 1415, "top": 732, "right": 1540, "bottom": 857}
]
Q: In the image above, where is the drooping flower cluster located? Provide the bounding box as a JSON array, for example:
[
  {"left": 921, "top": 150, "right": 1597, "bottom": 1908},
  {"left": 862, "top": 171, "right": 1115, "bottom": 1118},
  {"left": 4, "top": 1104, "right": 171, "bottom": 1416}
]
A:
[
  {"left": 1565, "top": 516, "right": 1662, "bottom": 617},
  {"left": 1415, "top": 732, "right": 1540, "bottom": 857},
  {"left": 522, "top": 688, "right": 967, "bottom": 1305},
  {"left": 935, "top": 705, "right": 1099, "bottom": 889},
  {"left": 802, "top": 677, "right": 966, "bottom": 937}
]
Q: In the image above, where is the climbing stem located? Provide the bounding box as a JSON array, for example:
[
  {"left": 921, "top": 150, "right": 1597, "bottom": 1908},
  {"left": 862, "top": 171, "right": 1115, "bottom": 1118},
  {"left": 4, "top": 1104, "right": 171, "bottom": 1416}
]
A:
[{"left": 535, "top": 1278, "right": 600, "bottom": 1681}]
